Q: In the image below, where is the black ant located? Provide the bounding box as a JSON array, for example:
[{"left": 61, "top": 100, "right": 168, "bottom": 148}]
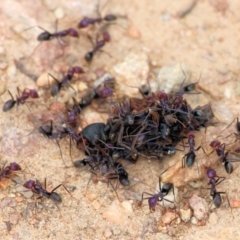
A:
[
  {"left": 23, "top": 179, "right": 69, "bottom": 204},
  {"left": 85, "top": 31, "right": 111, "bottom": 62},
  {"left": 0, "top": 162, "right": 22, "bottom": 181},
  {"left": 209, "top": 140, "right": 237, "bottom": 174},
  {"left": 77, "top": 0, "right": 126, "bottom": 29},
  {"left": 66, "top": 98, "right": 82, "bottom": 129},
  {"left": 205, "top": 167, "right": 230, "bottom": 209},
  {"left": 37, "top": 27, "right": 79, "bottom": 42},
  {"left": 140, "top": 177, "right": 174, "bottom": 212},
  {"left": 182, "top": 132, "right": 201, "bottom": 169},
  {"left": 50, "top": 66, "right": 84, "bottom": 96},
  {"left": 3, "top": 88, "right": 39, "bottom": 112}
]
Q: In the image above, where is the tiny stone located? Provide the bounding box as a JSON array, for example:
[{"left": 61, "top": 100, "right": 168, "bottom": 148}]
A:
[
  {"left": 161, "top": 13, "right": 171, "bottom": 21},
  {"left": 190, "top": 217, "right": 198, "bottom": 225},
  {"left": 86, "top": 193, "right": 98, "bottom": 201},
  {"left": 161, "top": 212, "right": 177, "bottom": 224},
  {"left": 21, "top": 230, "right": 31, "bottom": 238},
  {"left": 15, "top": 196, "right": 24, "bottom": 203},
  {"left": 113, "top": 229, "right": 121, "bottom": 235},
  {"left": 230, "top": 198, "right": 240, "bottom": 208},
  {"left": 1, "top": 197, "right": 16, "bottom": 208},
  {"left": 104, "top": 228, "right": 112, "bottom": 238},
  {"left": 189, "top": 194, "right": 208, "bottom": 221},
  {"left": 37, "top": 72, "right": 52, "bottom": 87},
  {"left": 92, "top": 200, "right": 101, "bottom": 210},
  {"left": 7, "top": 64, "right": 17, "bottom": 78},
  {"left": 121, "top": 200, "right": 133, "bottom": 213},
  {"left": 54, "top": 8, "right": 65, "bottom": 19},
  {"left": 127, "top": 25, "right": 141, "bottom": 39},
  {"left": 180, "top": 209, "right": 191, "bottom": 223}
]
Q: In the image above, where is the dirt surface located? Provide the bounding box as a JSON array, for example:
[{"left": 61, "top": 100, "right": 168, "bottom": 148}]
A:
[{"left": 1, "top": 0, "right": 240, "bottom": 239}]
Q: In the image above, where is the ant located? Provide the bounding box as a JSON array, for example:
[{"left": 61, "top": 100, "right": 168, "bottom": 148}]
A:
[
  {"left": 182, "top": 132, "right": 201, "bottom": 169},
  {"left": 66, "top": 98, "right": 82, "bottom": 129},
  {"left": 77, "top": 0, "right": 126, "bottom": 29},
  {"left": 204, "top": 167, "right": 230, "bottom": 209},
  {"left": 220, "top": 117, "right": 240, "bottom": 153},
  {"left": 0, "top": 162, "right": 21, "bottom": 181},
  {"left": 23, "top": 179, "right": 70, "bottom": 205},
  {"left": 85, "top": 31, "right": 111, "bottom": 62},
  {"left": 209, "top": 140, "right": 237, "bottom": 174},
  {"left": 37, "top": 27, "right": 79, "bottom": 42},
  {"left": 79, "top": 76, "right": 115, "bottom": 109},
  {"left": 140, "top": 177, "right": 174, "bottom": 212},
  {"left": 50, "top": 66, "right": 84, "bottom": 96},
  {"left": 3, "top": 88, "right": 39, "bottom": 112}
]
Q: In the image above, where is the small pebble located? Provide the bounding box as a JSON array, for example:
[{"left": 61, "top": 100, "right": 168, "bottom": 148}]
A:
[
  {"left": 230, "top": 198, "right": 240, "bottom": 208},
  {"left": 86, "top": 193, "right": 98, "bottom": 201},
  {"left": 7, "top": 64, "right": 17, "bottom": 78},
  {"left": 92, "top": 200, "right": 101, "bottom": 210},
  {"left": 127, "top": 25, "right": 141, "bottom": 39},
  {"left": 1, "top": 197, "right": 16, "bottom": 208},
  {"left": 121, "top": 200, "right": 133, "bottom": 213},
  {"left": 179, "top": 208, "right": 191, "bottom": 223},
  {"left": 104, "top": 228, "right": 112, "bottom": 238},
  {"left": 113, "top": 229, "right": 121, "bottom": 235},
  {"left": 190, "top": 216, "right": 198, "bottom": 225},
  {"left": 189, "top": 194, "right": 208, "bottom": 221},
  {"left": 15, "top": 196, "right": 24, "bottom": 203},
  {"left": 161, "top": 212, "right": 177, "bottom": 224},
  {"left": 37, "top": 72, "right": 52, "bottom": 87},
  {"left": 54, "top": 8, "right": 65, "bottom": 19}
]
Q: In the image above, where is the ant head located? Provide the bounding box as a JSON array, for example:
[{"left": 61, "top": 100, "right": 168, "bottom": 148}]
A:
[
  {"left": 156, "top": 91, "right": 168, "bottom": 101},
  {"left": 187, "top": 132, "right": 195, "bottom": 138},
  {"left": 10, "top": 162, "right": 21, "bottom": 171},
  {"left": 148, "top": 196, "right": 157, "bottom": 212},
  {"left": 78, "top": 17, "right": 90, "bottom": 28},
  {"left": 23, "top": 180, "right": 35, "bottom": 189},
  {"left": 206, "top": 167, "right": 217, "bottom": 179},
  {"left": 209, "top": 140, "right": 221, "bottom": 148}
]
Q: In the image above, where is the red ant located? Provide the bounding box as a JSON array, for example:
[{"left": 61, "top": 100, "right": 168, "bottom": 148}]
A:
[
  {"left": 2, "top": 88, "right": 39, "bottom": 112},
  {"left": 23, "top": 179, "right": 70, "bottom": 205},
  {"left": 50, "top": 66, "right": 84, "bottom": 96},
  {"left": 182, "top": 132, "right": 201, "bottom": 169},
  {"left": 37, "top": 27, "right": 79, "bottom": 42},
  {"left": 66, "top": 98, "right": 82, "bottom": 129},
  {"left": 205, "top": 167, "right": 230, "bottom": 209},
  {"left": 23, "top": 21, "right": 79, "bottom": 56},
  {"left": 0, "top": 162, "right": 22, "bottom": 181},
  {"left": 140, "top": 177, "right": 174, "bottom": 212},
  {"left": 85, "top": 31, "right": 111, "bottom": 62},
  {"left": 220, "top": 117, "right": 240, "bottom": 153},
  {"left": 77, "top": 0, "right": 126, "bottom": 29},
  {"left": 209, "top": 140, "right": 240, "bottom": 174}
]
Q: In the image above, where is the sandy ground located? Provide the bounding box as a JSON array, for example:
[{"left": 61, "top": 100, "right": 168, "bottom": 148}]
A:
[{"left": 1, "top": 0, "right": 240, "bottom": 239}]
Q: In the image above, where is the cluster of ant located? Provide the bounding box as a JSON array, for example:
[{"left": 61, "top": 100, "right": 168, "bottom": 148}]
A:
[{"left": 1, "top": 3, "right": 239, "bottom": 220}]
